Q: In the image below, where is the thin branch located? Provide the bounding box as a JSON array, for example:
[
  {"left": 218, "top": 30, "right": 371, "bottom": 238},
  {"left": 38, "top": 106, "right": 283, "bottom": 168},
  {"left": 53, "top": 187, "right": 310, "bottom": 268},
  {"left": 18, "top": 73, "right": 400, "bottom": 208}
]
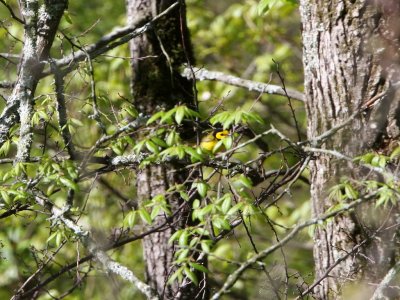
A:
[
  {"left": 0, "top": 0, "right": 24, "bottom": 24},
  {"left": 182, "top": 67, "right": 305, "bottom": 102},
  {"left": 273, "top": 59, "right": 302, "bottom": 141},
  {"left": 50, "top": 60, "right": 76, "bottom": 159},
  {"left": 303, "top": 146, "right": 398, "bottom": 181}
]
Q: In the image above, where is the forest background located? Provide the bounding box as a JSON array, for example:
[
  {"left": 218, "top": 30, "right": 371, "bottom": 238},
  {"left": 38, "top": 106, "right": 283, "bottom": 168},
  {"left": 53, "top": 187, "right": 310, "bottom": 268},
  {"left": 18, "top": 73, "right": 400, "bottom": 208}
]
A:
[{"left": 0, "top": 0, "right": 399, "bottom": 299}]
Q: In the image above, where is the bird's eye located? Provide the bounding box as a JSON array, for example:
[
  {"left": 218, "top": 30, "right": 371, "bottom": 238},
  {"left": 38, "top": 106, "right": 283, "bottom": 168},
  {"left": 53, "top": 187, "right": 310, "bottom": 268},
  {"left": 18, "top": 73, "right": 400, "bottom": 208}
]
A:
[{"left": 215, "top": 130, "right": 229, "bottom": 140}]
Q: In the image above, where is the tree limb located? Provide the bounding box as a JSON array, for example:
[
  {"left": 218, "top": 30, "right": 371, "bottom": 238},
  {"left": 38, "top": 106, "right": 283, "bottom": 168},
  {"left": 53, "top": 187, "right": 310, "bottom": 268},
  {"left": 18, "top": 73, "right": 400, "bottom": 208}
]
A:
[{"left": 182, "top": 67, "right": 305, "bottom": 102}]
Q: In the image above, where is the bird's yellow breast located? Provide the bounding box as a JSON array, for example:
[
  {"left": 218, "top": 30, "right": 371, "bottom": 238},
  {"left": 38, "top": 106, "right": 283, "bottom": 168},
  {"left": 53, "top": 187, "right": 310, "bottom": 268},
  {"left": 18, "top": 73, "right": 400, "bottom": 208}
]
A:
[{"left": 200, "top": 130, "right": 229, "bottom": 152}]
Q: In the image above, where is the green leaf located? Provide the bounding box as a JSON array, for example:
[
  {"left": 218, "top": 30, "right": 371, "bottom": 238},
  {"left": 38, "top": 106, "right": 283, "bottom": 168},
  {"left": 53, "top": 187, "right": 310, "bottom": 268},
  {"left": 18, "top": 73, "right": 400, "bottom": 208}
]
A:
[
  {"left": 160, "top": 107, "right": 177, "bottom": 124},
  {"left": 221, "top": 195, "right": 232, "bottom": 214},
  {"left": 344, "top": 184, "right": 358, "bottom": 200},
  {"left": 56, "top": 231, "right": 63, "bottom": 247},
  {"left": 59, "top": 177, "right": 79, "bottom": 191},
  {"left": 177, "top": 146, "right": 186, "bottom": 159},
  {"left": 46, "top": 184, "right": 56, "bottom": 196},
  {"left": 177, "top": 248, "right": 190, "bottom": 261},
  {"left": 47, "top": 231, "right": 59, "bottom": 244},
  {"left": 189, "top": 262, "right": 209, "bottom": 273},
  {"left": 64, "top": 11, "right": 73, "bottom": 24},
  {"left": 213, "top": 217, "right": 231, "bottom": 230},
  {"left": 196, "top": 182, "right": 208, "bottom": 198},
  {"left": 234, "top": 110, "right": 243, "bottom": 125},
  {"left": 169, "top": 230, "right": 182, "bottom": 244},
  {"left": 371, "top": 155, "right": 381, "bottom": 167},
  {"left": 14, "top": 162, "right": 25, "bottom": 177},
  {"left": 179, "top": 231, "right": 189, "bottom": 246},
  {"left": 168, "top": 266, "right": 183, "bottom": 285},
  {"left": 139, "top": 208, "right": 152, "bottom": 225},
  {"left": 194, "top": 227, "right": 209, "bottom": 236},
  {"left": 124, "top": 106, "right": 138, "bottom": 118},
  {"left": 70, "top": 118, "right": 83, "bottom": 127},
  {"left": 145, "top": 140, "right": 160, "bottom": 154},
  {"left": 390, "top": 146, "right": 400, "bottom": 160},
  {"left": 185, "top": 107, "right": 200, "bottom": 119},
  {"left": 201, "top": 240, "right": 211, "bottom": 253},
  {"left": 123, "top": 211, "right": 137, "bottom": 228},
  {"left": 243, "top": 111, "right": 265, "bottom": 124},
  {"left": 378, "top": 156, "right": 388, "bottom": 168},
  {"left": 185, "top": 147, "right": 204, "bottom": 162},
  {"left": 146, "top": 111, "right": 165, "bottom": 125},
  {"left": 133, "top": 140, "right": 146, "bottom": 154},
  {"left": 151, "top": 137, "right": 168, "bottom": 148},
  {"left": 210, "top": 139, "right": 223, "bottom": 153},
  {"left": 150, "top": 206, "right": 161, "bottom": 219},
  {"left": 0, "top": 140, "right": 11, "bottom": 156},
  {"left": 227, "top": 202, "right": 244, "bottom": 215},
  {"left": 111, "top": 144, "right": 124, "bottom": 155},
  {"left": 236, "top": 175, "right": 253, "bottom": 189},
  {"left": 1, "top": 190, "right": 11, "bottom": 205},
  {"left": 175, "top": 105, "right": 185, "bottom": 125},
  {"left": 166, "top": 131, "right": 177, "bottom": 146},
  {"left": 328, "top": 184, "right": 343, "bottom": 201},
  {"left": 180, "top": 191, "right": 190, "bottom": 202},
  {"left": 184, "top": 267, "right": 198, "bottom": 285},
  {"left": 222, "top": 136, "right": 233, "bottom": 149},
  {"left": 192, "top": 199, "right": 200, "bottom": 209}
]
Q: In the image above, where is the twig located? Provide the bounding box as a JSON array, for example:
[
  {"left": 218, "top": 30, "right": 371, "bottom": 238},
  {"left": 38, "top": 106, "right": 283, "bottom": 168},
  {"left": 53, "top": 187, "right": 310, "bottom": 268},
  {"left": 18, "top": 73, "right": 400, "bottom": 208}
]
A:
[
  {"left": 50, "top": 60, "right": 76, "bottom": 159},
  {"left": 303, "top": 146, "right": 398, "bottom": 181},
  {"left": 0, "top": 0, "right": 24, "bottom": 24},
  {"left": 273, "top": 59, "right": 302, "bottom": 141}
]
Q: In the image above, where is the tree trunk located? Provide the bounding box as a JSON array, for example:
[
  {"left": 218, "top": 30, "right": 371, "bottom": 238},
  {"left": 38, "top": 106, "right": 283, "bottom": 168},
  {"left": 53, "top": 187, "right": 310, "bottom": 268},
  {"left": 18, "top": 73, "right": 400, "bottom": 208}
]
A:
[
  {"left": 125, "top": 1, "right": 202, "bottom": 299},
  {"left": 300, "top": 0, "right": 400, "bottom": 298}
]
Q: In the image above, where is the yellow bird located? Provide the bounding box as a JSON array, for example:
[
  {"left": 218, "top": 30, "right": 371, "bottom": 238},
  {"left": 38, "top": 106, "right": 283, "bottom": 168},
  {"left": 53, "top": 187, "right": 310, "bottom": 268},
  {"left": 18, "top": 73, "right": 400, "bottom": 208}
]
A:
[{"left": 200, "top": 130, "right": 230, "bottom": 152}]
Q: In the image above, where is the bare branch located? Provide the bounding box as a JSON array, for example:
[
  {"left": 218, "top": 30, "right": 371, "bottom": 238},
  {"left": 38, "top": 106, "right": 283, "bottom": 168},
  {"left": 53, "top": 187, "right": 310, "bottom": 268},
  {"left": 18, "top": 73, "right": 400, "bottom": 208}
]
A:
[
  {"left": 303, "top": 146, "right": 398, "bottom": 181},
  {"left": 50, "top": 60, "right": 76, "bottom": 159},
  {"left": 182, "top": 67, "right": 305, "bottom": 102}
]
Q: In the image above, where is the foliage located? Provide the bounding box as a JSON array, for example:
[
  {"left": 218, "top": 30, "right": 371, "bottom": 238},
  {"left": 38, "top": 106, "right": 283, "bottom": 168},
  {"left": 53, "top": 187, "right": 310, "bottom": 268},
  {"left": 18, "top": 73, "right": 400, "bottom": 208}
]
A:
[{"left": 0, "top": 0, "right": 337, "bottom": 299}]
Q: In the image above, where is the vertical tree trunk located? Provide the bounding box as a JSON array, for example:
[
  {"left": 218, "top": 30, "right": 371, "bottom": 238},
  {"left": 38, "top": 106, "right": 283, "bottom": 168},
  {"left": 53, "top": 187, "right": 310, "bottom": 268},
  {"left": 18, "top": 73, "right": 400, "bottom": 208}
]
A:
[
  {"left": 300, "top": 0, "right": 400, "bottom": 298},
  {"left": 125, "top": 1, "right": 200, "bottom": 299}
]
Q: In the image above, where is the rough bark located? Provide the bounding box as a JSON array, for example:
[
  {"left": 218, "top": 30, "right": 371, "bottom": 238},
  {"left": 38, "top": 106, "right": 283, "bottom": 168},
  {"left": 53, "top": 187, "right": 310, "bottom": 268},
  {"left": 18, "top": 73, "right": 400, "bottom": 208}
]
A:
[
  {"left": 126, "top": 1, "right": 201, "bottom": 299},
  {"left": 300, "top": 0, "right": 400, "bottom": 299}
]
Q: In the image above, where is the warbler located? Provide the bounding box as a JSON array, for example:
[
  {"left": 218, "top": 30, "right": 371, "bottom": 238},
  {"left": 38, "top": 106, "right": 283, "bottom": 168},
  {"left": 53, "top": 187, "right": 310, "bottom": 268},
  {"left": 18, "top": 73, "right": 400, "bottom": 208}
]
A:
[{"left": 200, "top": 130, "right": 230, "bottom": 152}]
